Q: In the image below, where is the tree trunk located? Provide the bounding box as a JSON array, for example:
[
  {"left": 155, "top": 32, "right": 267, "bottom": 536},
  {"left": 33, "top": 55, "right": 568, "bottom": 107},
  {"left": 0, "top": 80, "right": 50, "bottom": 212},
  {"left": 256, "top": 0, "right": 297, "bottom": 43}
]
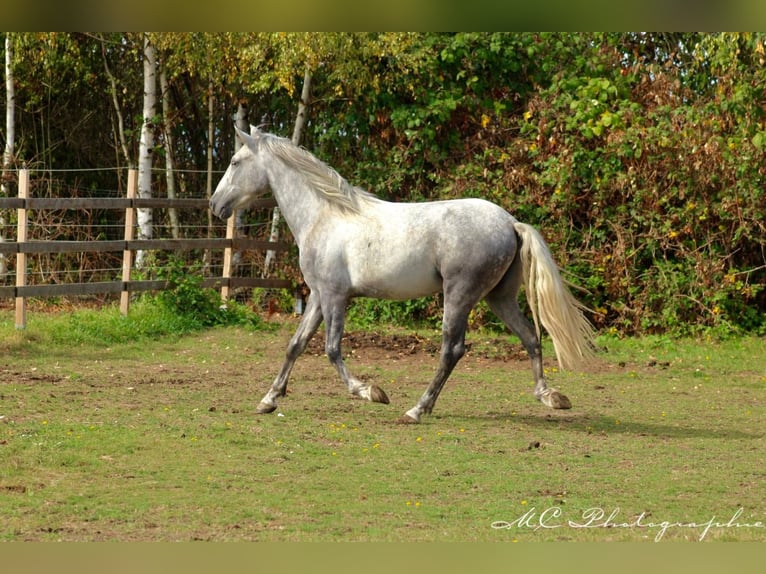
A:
[
  {"left": 230, "top": 100, "right": 249, "bottom": 270},
  {"left": 100, "top": 34, "right": 132, "bottom": 169},
  {"left": 136, "top": 34, "right": 157, "bottom": 268},
  {"left": 159, "top": 59, "right": 180, "bottom": 239},
  {"left": 203, "top": 81, "right": 214, "bottom": 272},
  {"left": 3, "top": 35, "right": 15, "bottom": 171},
  {"left": 263, "top": 66, "right": 312, "bottom": 276},
  {"left": 0, "top": 34, "right": 15, "bottom": 277}
]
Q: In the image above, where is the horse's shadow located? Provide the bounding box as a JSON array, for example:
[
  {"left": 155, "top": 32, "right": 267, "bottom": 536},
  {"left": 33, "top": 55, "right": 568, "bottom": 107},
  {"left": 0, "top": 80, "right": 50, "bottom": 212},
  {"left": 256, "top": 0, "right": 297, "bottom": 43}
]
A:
[{"left": 461, "top": 410, "right": 762, "bottom": 441}]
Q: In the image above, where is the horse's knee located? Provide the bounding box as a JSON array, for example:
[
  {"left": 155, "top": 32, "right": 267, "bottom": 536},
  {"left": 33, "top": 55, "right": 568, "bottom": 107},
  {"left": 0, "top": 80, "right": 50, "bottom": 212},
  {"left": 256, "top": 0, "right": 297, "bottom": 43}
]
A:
[
  {"left": 325, "top": 344, "right": 342, "bottom": 365},
  {"left": 285, "top": 340, "right": 305, "bottom": 362},
  {"left": 441, "top": 339, "right": 465, "bottom": 366}
]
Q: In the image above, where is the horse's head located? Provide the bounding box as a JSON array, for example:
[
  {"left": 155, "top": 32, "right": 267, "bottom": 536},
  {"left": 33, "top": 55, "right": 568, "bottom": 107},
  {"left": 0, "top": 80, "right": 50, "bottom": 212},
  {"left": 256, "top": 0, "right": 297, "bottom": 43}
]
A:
[{"left": 210, "top": 126, "right": 270, "bottom": 219}]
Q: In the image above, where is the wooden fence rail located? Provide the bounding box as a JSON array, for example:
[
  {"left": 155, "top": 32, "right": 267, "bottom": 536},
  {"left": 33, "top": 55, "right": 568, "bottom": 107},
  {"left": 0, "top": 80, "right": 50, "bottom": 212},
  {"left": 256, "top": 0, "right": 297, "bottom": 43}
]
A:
[{"left": 0, "top": 169, "right": 293, "bottom": 329}]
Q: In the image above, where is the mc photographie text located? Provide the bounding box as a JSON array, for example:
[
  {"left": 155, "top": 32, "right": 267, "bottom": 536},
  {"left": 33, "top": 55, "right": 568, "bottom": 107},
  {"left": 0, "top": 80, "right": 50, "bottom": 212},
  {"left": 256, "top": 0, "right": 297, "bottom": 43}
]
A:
[{"left": 491, "top": 506, "right": 765, "bottom": 542}]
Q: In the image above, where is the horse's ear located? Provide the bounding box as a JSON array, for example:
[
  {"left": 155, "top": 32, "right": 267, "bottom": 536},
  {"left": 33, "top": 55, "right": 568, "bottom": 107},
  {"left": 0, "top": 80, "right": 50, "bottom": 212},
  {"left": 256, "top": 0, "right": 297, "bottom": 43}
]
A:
[
  {"left": 250, "top": 124, "right": 262, "bottom": 137},
  {"left": 234, "top": 125, "right": 246, "bottom": 144},
  {"left": 235, "top": 125, "right": 259, "bottom": 151}
]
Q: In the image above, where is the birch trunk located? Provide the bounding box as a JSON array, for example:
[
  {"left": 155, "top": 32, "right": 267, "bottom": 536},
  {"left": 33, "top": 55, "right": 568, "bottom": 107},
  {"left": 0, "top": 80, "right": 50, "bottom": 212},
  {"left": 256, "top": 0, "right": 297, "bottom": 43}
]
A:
[
  {"left": 136, "top": 34, "right": 157, "bottom": 268},
  {"left": 203, "top": 81, "right": 214, "bottom": 272},
  {"left": 230, "top": 101, "right": 249, "bottom": 270},
  {"left": 263, "top": 66, "right": 312, "bottom": 276},
  {"left": 159, "top": 61, "right": 179, "bottom": 239},
  {"left": 0, "top": 34, "right": 15, "bottom": 277}
]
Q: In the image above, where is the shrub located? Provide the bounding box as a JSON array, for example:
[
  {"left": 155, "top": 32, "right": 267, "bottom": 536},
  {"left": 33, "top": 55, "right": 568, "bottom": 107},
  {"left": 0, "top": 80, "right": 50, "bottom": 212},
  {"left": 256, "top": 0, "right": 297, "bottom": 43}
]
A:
[{"left": 155, "top": 258, "right": 262, "bottom": 330}]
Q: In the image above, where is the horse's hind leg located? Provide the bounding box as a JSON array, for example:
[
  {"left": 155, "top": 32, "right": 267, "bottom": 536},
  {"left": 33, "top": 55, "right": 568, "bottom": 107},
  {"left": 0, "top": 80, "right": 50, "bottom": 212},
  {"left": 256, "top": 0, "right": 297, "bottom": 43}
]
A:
[
  {"left": 256, "top": 294, "right": 324, "bottom": 414},
  {"left": 399, "top": 296, "right": 473, "bottom": 424},
  {"left": 485, "top": 263, "right": 572, "bottom": 410}
]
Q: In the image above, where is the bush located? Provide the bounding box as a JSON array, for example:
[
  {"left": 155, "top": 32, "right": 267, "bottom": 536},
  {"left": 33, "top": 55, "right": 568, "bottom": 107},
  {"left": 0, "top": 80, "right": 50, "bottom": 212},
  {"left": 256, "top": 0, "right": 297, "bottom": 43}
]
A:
[
  {"left": 155, "top": 258, "right": 262, "bottom": 330},
  {"left": 334, "top": 33, "right": 766, "bottom": 336},
  {"left": 345, "top": 296, "right": 442, "bottom": 330},
  {"left": 517, "top": 50, "right": 766, "bottom": 335}
]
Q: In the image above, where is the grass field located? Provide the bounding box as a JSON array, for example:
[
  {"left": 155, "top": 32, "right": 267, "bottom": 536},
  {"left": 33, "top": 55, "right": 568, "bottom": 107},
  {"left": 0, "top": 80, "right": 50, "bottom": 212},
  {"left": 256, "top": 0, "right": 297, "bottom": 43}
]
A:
[{"left": 0, "top": 310, "right": 764, "bottom": 542}]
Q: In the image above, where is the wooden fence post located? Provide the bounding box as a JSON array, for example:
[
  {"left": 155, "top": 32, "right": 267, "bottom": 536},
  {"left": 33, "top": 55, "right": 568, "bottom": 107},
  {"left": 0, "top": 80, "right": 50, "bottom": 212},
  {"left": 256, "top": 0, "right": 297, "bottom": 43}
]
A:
[
  {"left": 120, "top": 169, "right": 138, "bottom": 316},
  {"left": 15, "top": 169, "right": 29, "bottom": 329},
  {"left": 220, "top": 209, "right": 236, "bottom": 301}
]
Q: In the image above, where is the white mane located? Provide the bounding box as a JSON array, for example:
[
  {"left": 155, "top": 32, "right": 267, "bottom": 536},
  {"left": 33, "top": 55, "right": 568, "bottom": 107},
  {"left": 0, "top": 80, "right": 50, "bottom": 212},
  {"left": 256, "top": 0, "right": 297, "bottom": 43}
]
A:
[{"left": 260, "top": 133, "right": 378, "bottom": 214}]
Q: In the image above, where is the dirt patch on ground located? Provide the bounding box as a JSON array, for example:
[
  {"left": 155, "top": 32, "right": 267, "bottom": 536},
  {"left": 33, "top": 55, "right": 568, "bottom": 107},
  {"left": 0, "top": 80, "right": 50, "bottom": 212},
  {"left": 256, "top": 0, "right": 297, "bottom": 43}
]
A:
[
  {"left": 307, "top": 331, "right": 440, "bottom": 356},
  {"left": 306, "top": 331, "right": 530, "bottom": 363}
]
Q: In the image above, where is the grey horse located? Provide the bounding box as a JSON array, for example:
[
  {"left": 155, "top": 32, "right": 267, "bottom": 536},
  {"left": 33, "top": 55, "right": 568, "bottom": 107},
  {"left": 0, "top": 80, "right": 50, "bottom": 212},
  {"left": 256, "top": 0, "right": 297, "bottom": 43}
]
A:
[{"left": 210, "top": 127, "right": 594, "bottom": 423}]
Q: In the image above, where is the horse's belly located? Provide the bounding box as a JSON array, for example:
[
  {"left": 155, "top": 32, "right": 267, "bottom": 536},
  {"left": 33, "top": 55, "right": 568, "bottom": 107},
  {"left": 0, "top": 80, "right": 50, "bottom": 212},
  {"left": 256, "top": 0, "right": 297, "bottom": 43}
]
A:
[{"left": 352, "top": 255, "right": 441, "bottom": 300}]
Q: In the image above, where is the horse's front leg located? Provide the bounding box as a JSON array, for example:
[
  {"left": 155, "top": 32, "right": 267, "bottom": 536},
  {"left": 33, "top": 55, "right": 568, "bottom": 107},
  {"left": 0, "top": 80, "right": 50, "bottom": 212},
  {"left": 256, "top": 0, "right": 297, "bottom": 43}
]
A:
[
  {"left": 256, "top": 294, "right": 323, "bottom": 414},
  {"left": 323, "top": 296, "right": 390, "bottom": 405}
]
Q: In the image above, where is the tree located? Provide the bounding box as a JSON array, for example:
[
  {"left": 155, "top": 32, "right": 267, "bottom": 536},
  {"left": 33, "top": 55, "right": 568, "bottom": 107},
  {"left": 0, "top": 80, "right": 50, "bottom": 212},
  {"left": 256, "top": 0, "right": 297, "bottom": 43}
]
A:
[
  {"left": 229, "top": 99, "right": 249, "bottom": 270},
  {"left": 99, "top": 33, "right": 132, "bottom": 169},
  {"left": 262, "top": 66, "right": 312, "bottom": 276},
  {"left": 3, "top": 35, "right": 14, "bottom": 174},
  {"left": 0, "top": 32, "right": 761, "bottom": 333},
  {"left": 159, "top": 54, "right": 179, "bottom": 239},
  {"left": 1, "top": 33, "right": 15, "bottom": 277},
  {"left": 136, "top": 33, "right": 157, "bottom": 268}
]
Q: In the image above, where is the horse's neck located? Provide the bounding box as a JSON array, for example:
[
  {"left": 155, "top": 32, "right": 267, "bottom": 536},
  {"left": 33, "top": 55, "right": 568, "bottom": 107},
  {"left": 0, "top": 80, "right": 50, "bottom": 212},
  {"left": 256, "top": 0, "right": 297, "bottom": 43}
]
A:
[{"left": 267, "top": 165, "right": 325, "bottom": 248}]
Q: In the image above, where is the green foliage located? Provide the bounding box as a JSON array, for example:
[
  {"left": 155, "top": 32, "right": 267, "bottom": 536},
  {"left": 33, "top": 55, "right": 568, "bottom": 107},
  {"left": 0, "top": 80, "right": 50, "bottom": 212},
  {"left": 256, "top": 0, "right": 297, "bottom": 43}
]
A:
[
  {"left": 5, "top": 32, "right": 765, "bottom": 336},
  {"left": 251, "top": 287, "right": 297, "bottom": 315},
  {"left": 516, "top": 35, "right": 766, "bottom": 335},
  {"left": 334, "top": 32, "right": 765, "bottom": 337},
  {"left": 155, "top": 258, "right": 262, "bottom": 330},
  {"left": 345, "top": 296, "right": 442, "bottom": 330}
]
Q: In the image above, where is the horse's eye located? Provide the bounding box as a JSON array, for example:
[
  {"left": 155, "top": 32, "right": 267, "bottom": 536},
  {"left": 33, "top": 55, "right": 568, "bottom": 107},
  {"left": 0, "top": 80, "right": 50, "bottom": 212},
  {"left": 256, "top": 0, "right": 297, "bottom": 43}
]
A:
[{"left": 231, "top": 160, "right": 239, "bottom": 167}]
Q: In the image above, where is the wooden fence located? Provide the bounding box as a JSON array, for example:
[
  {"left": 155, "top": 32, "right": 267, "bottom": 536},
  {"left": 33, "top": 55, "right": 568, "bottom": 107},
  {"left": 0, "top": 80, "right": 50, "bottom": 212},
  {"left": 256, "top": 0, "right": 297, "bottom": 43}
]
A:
[{"left": 0, "top": 169, "right": 293, "bottom": 329}]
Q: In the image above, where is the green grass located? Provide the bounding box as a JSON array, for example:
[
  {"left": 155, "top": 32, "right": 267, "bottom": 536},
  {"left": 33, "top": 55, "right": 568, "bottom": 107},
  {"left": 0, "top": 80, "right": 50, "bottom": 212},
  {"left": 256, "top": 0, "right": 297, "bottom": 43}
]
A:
[
  {"left": 3, "top": 294, "right": 267, "bottom": 349},
  {"left": 0, "top": 310, "right": 764, "bottom": 541}
]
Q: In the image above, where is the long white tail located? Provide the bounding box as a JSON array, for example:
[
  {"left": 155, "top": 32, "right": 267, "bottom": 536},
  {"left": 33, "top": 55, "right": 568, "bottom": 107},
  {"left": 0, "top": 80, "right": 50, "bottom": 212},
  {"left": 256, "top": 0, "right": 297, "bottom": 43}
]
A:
[{"left": 514, "top": 221, "right": 595, "bottom": 371}]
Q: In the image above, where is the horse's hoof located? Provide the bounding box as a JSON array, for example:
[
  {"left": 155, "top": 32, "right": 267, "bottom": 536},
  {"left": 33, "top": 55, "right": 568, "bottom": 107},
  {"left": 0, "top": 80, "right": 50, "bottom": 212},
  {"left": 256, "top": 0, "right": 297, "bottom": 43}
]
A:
[
  {"left": 537, "top": 389, "right": 572, "bottom": 410},
  {"left": 396, "top": 414, "right": 419, "bottom": 424},
  {"left": 548, "top": 391, "right": 572, "bottom": 410},
  {"left": 369, "top": 385, "right": 390, "bottom": 405},
  {"left": 255, "top": 402, "right": 278, "bottom": 414}
]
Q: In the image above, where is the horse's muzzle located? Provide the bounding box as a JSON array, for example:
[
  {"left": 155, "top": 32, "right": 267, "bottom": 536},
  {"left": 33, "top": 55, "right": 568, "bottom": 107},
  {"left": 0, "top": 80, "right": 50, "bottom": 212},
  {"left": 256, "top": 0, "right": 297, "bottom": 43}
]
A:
[{"left": 209, "top": 198, "right": 232, "bottom": 220}]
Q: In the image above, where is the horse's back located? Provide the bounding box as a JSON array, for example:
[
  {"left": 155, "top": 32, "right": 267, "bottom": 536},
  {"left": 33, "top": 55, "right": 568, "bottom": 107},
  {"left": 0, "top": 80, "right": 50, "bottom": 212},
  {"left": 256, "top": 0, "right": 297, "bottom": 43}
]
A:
[
  {"left": 332, "top": 197, "right": 518, "bottom": 299},
  {"left": 389, "top": 197, "right": 517, "bottom": 255}
]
